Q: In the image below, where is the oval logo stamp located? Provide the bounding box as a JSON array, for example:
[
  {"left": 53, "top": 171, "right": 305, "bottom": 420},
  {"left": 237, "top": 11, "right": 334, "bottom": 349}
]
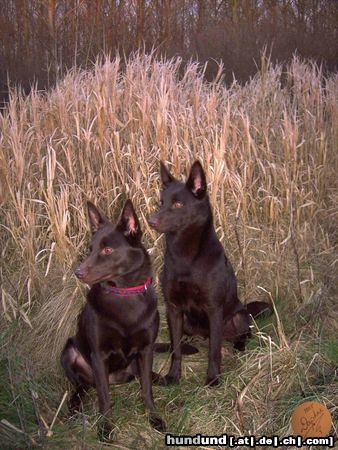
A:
[{"left": 291, "top": 401, "right": 332, "bottom": 438}]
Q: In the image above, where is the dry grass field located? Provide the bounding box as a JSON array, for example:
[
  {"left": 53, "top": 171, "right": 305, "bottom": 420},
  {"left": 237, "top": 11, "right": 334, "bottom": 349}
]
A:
[{"left": 0, "top": 53, "right": 337, "bottom": 449}]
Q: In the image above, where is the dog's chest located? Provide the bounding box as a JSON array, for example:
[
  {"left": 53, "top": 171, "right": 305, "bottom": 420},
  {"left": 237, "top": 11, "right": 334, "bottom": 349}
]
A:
[
  {"left": 100, "top": 325, "right": 150, "bottom": 361},
  {"left": 169, "top": 275, "right": 206, "bottom": 308}
]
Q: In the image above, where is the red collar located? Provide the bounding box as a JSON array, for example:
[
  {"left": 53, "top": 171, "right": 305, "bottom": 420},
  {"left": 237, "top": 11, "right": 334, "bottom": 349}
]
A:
[{"left": 103, "top": 277, "right": 152, "bottom": 297}]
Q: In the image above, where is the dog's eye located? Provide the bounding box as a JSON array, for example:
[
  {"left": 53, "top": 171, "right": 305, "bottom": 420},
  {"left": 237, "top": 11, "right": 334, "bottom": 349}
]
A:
[
  {"left": 172, "top": 201, "right": 183, "bottom": 209},
  {"left": 102, "top": 247, "right": 114, "bottom": 255}
]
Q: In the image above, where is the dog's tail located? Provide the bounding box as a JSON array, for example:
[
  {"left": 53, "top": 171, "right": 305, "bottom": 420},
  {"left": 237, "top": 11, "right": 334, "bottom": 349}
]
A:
[
  {"left": 246, "top": 301, "right": 272, "bottom": 318},
  {"left": 154, "top": 342, "right": 199, "bottom": 355}
]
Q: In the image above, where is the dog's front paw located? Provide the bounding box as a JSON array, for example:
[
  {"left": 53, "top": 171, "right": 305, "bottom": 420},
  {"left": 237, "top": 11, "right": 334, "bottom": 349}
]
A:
[
  {"left": 205, "top": 375, "right": 220, "bottom": 387},
  {"left": 97, "top": 417, "right": 115, "bottom": 442},
  {"left": 149, "top": 413, "right": 166, "bottom": 432}
]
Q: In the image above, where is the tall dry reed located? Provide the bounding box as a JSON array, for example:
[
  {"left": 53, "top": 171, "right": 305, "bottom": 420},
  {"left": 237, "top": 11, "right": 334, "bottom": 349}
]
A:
[{"left": 0, "top": 52, "right": 337, "bottom": 368}]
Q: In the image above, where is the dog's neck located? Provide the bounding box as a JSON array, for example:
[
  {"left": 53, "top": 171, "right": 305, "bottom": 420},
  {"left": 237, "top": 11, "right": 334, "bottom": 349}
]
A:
[
  {"left": 101, "top": 253, "right": 151, "bottom": 289},
  {"left": 166, "top": 215, "right": 214, "bottom": 261}
]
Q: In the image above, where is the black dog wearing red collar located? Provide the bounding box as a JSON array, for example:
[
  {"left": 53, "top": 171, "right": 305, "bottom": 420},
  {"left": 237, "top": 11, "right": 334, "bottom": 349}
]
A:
[{"left": 61, "top": 200, "right": 165, "bottom": 440}]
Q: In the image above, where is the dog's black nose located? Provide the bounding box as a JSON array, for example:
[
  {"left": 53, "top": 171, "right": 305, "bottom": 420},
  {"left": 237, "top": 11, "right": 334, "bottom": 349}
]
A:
[
  {"left": 74, "top": 266, "right": 85, "bottom": 279},
  {"left": 148, "top": 216, "right": 159, "bottom": 229}
]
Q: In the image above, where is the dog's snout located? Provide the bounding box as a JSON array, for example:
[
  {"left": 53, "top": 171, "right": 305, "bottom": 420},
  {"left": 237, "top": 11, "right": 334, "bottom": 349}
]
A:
[
  {"left": 148, "top": 215, "right": 159, "bottom": 229},
  {"left": 74, "top": 266, "right": 86, "bottom": 279}
]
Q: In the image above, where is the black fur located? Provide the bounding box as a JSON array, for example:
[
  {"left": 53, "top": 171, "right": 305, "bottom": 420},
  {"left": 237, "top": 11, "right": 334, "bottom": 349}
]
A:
[
  {"left": 61, "top": 200, "right": 165, "bottom": 440},
  {"left": 149, "top": 161, "right": 271, "bottom": 386}
]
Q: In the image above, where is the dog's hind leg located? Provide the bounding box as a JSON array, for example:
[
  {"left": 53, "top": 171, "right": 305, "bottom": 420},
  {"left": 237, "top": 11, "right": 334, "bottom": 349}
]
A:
[
  {"left": 61, "top": 338, "right": 93, "bottom": 412},
  {"left": 233, "top": 333, "right": 250, "bottom": 351},
  {"left": 68, "top": 386, "right": 89, "bottom": 413},
  {"left": 223, "top": 312, "right": 251, "bottom": 351}
]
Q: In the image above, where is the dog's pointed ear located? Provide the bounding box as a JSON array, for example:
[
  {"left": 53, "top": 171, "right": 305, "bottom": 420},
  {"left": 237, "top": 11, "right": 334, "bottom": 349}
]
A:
[
  {"left": 118, "top": 199, "right": 142, "bottom": 241},
  {"left": 186, "top": 161, "right": 207, "bottom": 199},
  {"left": 160, "top": 161, "right": 176, "bottom": 187},
  {"left": 87, "top": 201, "right": 108, "bottom": 234}
]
